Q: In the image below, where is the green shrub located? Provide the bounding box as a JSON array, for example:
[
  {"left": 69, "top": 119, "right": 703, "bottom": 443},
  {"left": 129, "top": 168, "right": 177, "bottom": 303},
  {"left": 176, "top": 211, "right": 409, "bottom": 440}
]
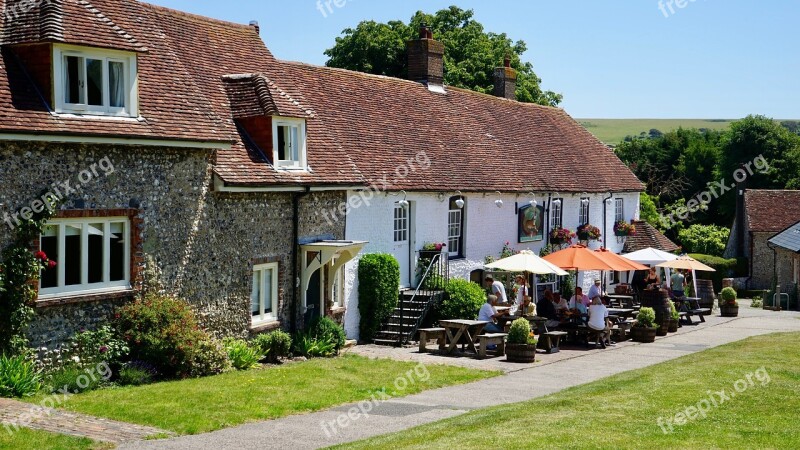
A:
[
  {"left": 253, "top": 331, "right": 292, "bottom": 362},
  {"left": 678, "top": 225, "right": 730, "bottom": 256},
  {"left": 561, "top": 271, "right": 576, "bottom": 300},
  {"left": 117, "top": 361, "right": 157, "bottom": 386},
  {"left": 636, "top": 307, "right": 656, "bottom": 328},
  {"left": 437, "top": 279, "right": 485, "bottom": 320},
  {"left": 66, "top": 325, "right": 129, "bottom": 370},
  {"left": 751, "top": 296, "right": 763, "bottom": 308},
  {"left": 0, "top": 354, "right": 41, "bottom": 397},
  {"left": 721, "top": 287, "right": 738, "bottom": 305},
  {"left": 507, "top": 318, "right": 531, "bottom": 345},
  {"left": 115, "top": 295, "right": 230, "bottom": 378},
  {"left": 308, "top": 317, "right": 346, "bottom": 351},
  {"left": 223, "top": 339, "right": 263, "bottom": 371},
  {"left": 46, "top": 366, "right": 104, "bottom": 394},
  {"left": 689, "top": 254, "right": 748, "bottom": 291},
  {"left": 670, "top": 301, "right": 680, "bottom": 320},
  {"left": 293, "top": 334, "right": 336, "bottom": 358},
  {"left": 358, "top": 254, "right": 400, "bottom": 341}
]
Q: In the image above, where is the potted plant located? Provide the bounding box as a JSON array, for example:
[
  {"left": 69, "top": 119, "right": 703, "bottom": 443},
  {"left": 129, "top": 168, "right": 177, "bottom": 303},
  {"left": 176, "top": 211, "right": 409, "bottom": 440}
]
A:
[
  {"left": 613, "top": 221, "right": 636, "bottom": 237},
  {"left": 576, "top": 224, "right": 602, "bottom": 241},
  {"left": 668, "top": 301, "right": 680, "bottom": 332},
  {"left": 549, "top": 228, "right": 575, "bottom": 246},
  {"left": 505, "top": 318, "right": 537, "bottom": 363},
  {"left": 631, "top": 307, "right": 658, "bottom": 343},
  {"left": 720, "top": 287, "right": 739, "bottom": 317}
]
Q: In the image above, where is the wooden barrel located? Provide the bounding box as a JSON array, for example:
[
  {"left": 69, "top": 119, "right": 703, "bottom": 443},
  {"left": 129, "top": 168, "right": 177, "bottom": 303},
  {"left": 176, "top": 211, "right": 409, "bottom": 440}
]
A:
[
  {"left": 640, "top": 289, "right": 672, "bottom": 327},
  {"left": 696, "top": 279, "right": 716, "bottom": 310}
]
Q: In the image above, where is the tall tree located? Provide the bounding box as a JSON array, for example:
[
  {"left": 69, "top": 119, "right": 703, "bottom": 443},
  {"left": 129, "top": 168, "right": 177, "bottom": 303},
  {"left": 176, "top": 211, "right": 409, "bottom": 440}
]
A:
[{"left": 324, "top": 6, "right": 562, "bottom": 107}]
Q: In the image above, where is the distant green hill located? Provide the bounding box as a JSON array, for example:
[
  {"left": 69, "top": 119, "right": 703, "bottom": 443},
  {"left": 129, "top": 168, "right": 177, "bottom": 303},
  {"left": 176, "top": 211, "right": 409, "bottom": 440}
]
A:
[{"left": 578, "top": 119, "right": 735, "bottom": 145}]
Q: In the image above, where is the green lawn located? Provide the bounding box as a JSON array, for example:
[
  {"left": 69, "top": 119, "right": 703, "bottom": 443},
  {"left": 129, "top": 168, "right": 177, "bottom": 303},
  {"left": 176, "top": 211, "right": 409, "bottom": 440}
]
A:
[
  {"left": 0, "top": 427, "right": 108, "bottom": 450},
  {"left": 579, "top": 119, "right": 736, "bottom": 145},
  {"left": 35, "top": 355, "right": 497, "bottom": 436},
  {"left": 337, "top": 332, "right": 800, "bottom": 449}
]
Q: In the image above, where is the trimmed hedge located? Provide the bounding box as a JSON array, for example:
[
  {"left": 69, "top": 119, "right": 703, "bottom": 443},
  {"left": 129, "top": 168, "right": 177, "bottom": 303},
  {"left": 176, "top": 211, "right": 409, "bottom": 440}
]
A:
[
  {"left": 437, "top": 279, "right": 486, "bottom": 320},
  {"left": 358, "top": 254, "right": 400, "bottom": 342},
  {"left": 689, "top": 254, "right": 748, "bottom": 292}
]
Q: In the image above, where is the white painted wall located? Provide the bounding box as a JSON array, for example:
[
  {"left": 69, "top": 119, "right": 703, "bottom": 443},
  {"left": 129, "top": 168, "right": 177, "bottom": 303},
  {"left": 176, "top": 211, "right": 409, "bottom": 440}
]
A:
[{"left": 342, "top": 190, "right": 641, "bottom": 340}]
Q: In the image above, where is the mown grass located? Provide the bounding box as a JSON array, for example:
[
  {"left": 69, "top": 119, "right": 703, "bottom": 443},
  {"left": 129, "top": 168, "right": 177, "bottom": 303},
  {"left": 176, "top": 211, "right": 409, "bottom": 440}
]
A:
[
  {"left": 32, "top": 355, "right": 498, "bottom": 436},
  {"left": 579, "top": 119, "right": 735, "bottom": 144},
  {"left": 0, "top": 427, "right": 109, "bottom": 450},
  {"left": 337, "top": 332, "right": 800, "bottom": 449}
]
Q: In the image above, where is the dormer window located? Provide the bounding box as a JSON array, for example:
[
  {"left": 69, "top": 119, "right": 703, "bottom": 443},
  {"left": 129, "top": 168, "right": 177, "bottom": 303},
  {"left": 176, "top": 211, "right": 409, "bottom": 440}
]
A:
[
  {"left": 53, "top": 45, "right": 138, "bottom": 117},
  {"left": 272, "top": 117, "right": 307, "bottom": 169}
]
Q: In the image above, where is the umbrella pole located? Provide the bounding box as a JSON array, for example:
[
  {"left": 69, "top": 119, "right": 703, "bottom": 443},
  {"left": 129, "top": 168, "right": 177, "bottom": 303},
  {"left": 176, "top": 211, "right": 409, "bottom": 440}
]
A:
[{"left": 692, "top": 269, "right": 697, "bottom": 298}]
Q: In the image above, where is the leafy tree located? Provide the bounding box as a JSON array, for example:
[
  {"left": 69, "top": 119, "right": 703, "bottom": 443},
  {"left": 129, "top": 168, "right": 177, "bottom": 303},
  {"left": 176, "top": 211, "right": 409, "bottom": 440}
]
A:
[
  {"left": 324, "top": 6, "right": 562, "bottom": 107},
  {"left": 639, "top": 192, "right": 663, "bottom": 230},
  {"left": 677, "top": 224, "right": 731, "bottom": 257}
]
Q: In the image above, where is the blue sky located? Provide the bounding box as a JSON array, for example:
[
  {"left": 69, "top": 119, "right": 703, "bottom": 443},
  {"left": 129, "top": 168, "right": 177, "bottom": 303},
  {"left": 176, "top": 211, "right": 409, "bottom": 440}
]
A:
[{"left": 148, "top": 0, "right": 799, "bottom": 119}]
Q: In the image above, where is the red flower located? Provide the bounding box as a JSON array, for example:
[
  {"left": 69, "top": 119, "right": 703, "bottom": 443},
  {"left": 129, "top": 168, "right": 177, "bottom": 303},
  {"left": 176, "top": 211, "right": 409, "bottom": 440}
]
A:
[
  {"left": 34, "top": 251, "right": 47, "bottom": 261},
  {"left": 47, "top": 260, "right": 57, "bottom": 269}
]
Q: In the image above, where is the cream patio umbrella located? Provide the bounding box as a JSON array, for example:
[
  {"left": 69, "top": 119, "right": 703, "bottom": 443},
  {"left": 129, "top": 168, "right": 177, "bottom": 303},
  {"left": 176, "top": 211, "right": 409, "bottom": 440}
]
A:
[
  {"left": 486, "top": 250, "right": 568, "bottom": 305},
  {"left": 656, "top": 255, "right": 716, "bottom": 297}
]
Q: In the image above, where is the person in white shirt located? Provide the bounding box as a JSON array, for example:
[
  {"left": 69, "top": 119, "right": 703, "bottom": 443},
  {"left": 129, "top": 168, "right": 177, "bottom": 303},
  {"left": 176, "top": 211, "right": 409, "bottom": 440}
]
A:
[
  {"left": 477, "top": 295, "right": 505, "bottom": 333},
  {"left": 588, "top": 296, "right": 611, "bottom": 348},
  {"left": 587, "top": 279, "right": 604, "bottom": 302},
  {"left": 514, "top": 275, "right": 531, "bottom": 315},
  {"left": 568, "top": 287, "right": 591, "bottom": 311},
  {"left": 485, "top": 276, "right": 508, "bottom": 304}
]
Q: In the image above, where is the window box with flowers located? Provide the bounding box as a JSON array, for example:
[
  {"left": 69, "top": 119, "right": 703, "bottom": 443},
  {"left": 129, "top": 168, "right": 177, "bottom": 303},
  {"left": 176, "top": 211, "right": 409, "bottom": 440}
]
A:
[
  {"left": 614, "top": 221, "right": 636, "bottom": 237},
  {"left": 549, "top": 228, "right": 575, "bottom": 246},
  {"left": 576, "top": 224, "right": 602, "bottom": 242}
]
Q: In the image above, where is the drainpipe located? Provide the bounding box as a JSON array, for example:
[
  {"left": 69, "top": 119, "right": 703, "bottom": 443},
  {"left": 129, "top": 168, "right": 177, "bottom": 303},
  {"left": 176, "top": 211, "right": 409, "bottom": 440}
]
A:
[
  {"left": 545, "top": 194, "right": 553, "bottom": 246},
  {"left": 602, "top": 192, "right": 614, "bottom": 249},
  {"left": 291, "top": 187, "right": 312, "bottom": 334}
]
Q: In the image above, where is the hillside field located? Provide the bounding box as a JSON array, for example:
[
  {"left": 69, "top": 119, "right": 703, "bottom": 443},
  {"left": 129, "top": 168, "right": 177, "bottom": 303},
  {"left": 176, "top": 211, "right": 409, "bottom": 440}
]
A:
[{"left": 578, "top": 119, "right": 736, "bottom": 145}]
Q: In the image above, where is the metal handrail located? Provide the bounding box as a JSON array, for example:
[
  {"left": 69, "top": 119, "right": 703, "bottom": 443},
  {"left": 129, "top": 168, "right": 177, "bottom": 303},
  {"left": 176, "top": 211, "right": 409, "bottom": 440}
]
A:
[{"left": 398, "top": 252, "right": 448, "bottom": 346}]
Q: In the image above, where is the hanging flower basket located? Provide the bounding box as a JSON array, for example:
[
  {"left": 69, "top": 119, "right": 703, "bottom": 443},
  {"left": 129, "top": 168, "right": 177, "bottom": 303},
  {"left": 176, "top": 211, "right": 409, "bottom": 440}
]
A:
[
  {"left": 576, "top": 224, "right": 602, "bottom": 241},
  {"left": 549, "top": 228, "right": 575, "bottom": 246},
  {"left": 613, "top": 221, "right": 636, "bottom": 237}
]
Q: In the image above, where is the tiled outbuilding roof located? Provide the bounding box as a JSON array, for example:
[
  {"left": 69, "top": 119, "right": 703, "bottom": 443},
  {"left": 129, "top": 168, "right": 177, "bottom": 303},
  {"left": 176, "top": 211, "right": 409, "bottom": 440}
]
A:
[
  {"left": 745, "top": 190, "right": 800, "bottom": 233},
  {"left": 622, "top": 220, "right": 680, "bottom": 253}
]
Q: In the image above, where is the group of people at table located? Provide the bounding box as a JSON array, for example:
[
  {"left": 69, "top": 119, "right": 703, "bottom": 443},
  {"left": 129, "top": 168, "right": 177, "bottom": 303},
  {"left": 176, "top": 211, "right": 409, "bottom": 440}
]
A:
[{"left": 477, "top": 275, "right": 615, "bottom": 348}]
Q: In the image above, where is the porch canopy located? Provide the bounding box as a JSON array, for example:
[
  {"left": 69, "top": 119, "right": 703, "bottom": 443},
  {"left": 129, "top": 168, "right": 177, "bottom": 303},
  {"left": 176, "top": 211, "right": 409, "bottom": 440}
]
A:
[{"left": 300, "top": 240, "right": 367, "bottom": 314}]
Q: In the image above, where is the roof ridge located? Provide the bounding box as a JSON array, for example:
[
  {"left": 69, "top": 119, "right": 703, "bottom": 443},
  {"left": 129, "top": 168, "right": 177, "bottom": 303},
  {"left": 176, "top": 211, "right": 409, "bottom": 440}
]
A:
[
  {"left": 136, "top": 0, "right": 256, "bottom": 31},
  {"left": 76, "top": 0, "right": 145, "bottom": 50}
]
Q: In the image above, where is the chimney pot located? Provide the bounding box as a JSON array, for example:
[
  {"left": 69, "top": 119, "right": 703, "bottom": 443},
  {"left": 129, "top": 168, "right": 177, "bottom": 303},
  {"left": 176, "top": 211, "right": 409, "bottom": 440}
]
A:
[
  {"left": 419, "top": 23, "right": 430, "bottom": 39},
  {"left": 504, "top": 56, "right": 511, "bottom": 68},
  {"left": 249, "top": 20, "right": 260, "bottom": 34},
  {"left": 407, "top": 24, "right": 445, "bottom": 89}
]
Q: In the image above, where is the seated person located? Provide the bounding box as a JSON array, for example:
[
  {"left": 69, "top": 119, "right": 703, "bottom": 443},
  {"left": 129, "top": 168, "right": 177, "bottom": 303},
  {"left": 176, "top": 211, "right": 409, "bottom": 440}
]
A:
[
  {"left": 477, "top": 295, "right": 506, "bottom": 333},
  {"left": 554, "top": 293, "right": 569, "bottom": 311},
  {"left": 568, "top": 287, "right": 591, "bottom": 313},
  {"left": 537, "top": 290, "right": 561, "bottom": 329},
  {"left": 645, "top": 267, "right": 661, "bottom": 289},
  {"left": 588, "top": 296, "right": 612, "bottom": 347}
]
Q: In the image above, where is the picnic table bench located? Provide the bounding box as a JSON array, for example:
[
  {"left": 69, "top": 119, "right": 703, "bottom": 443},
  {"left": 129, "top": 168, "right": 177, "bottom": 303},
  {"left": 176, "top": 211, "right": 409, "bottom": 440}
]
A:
[
  {"left": 477, "top": 333, "right": 507, "bottom": 359},
  {"left": 439, "top": 319, "right": 489, "bottom": 354},
  {"left": 678, "top": 298, "right": 711, "bottom": 324},
  {"left": 418, "top": 327, "right": 446, "bottom": 353},
  {"left": 539, "top": 331, "right": 568, "bottom": 353}
]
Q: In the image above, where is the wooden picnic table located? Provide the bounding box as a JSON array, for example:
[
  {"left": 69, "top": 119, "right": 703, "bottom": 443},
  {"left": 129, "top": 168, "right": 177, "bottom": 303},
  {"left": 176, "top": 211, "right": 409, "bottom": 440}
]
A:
[
  {"left": 607, "top": 308, "right": 636, "bottom": 319},
  {"left": 605, "top": 294, "right": 635, "bottom": 307},
  {"left": 438, "top": 319, "right": 489, "bottom": 354}
]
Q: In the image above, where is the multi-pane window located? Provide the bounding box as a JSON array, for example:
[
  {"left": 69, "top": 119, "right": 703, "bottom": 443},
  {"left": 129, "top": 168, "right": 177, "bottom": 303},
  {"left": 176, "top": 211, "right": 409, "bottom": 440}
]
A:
[
  {"left": 251, "top": 263, "right": 279, "bottom": 325},
  {"left": 448, "top": 197, "right": 464, "bottom": 258},
  {"left": 550, "top": 198, "right": 563, "bottom": 230},
  {"left": 393, "top": 204, "right": 408, "bottom": 242},
  {"left": 615, "top": 198, "right": 625, "bottom": 222},
  {"left": 39, "top": 218, "right": 130, "bottom": 297},
  {"left": 273, "top": 118, "right": 306, "bottom": 169},
  {"left": 579, "top": 198, "right": 590, "bottom": 225},
  {"left": 55, "top": 46, "right": 136, "bottom": 116}
]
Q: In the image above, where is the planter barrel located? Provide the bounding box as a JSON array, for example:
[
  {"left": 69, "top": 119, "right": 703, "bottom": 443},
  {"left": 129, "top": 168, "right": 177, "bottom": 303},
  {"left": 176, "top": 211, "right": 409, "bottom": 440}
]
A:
[
  {"left": 631, "top": 326, "right": 657, "bottom": 343},
  {"left": 506, "top": 343, "right": 536, "bottom": 363},
  {"left": 695, "top": 279, "right": 716, "bottom": 311},
  {"left": 640, "top": 289, "right": 671, "bottom": 332},
  {"left": 720, "top": 304, "right": 739, "bottom": 317},
  {"left": 668, "top": 318, "right": 679, "bottom": 333}
]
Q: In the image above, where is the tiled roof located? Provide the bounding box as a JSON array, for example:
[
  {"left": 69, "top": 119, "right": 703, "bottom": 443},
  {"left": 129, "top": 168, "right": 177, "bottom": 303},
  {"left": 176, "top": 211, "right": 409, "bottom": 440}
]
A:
[
  {"left": 263, "top": 61, "right": 644, "bottom": 193},
  {"left": 769, "top": 220, "right": 800, "bottom": 253},
  {"left": 622, "top": 220, "right": 680, "bottom": 253},
  {"left": 745, "top": 190, "right": 800, "bottom": 233},
  {"left": 222, "top": 74, "right": 311, "bottom": 120}
]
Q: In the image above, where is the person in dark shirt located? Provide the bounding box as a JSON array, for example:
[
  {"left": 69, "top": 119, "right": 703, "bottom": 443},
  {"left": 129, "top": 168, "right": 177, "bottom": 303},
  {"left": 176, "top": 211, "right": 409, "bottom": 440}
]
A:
[{"left": 537, "top": 289, "right": 560, "bottom": 329}]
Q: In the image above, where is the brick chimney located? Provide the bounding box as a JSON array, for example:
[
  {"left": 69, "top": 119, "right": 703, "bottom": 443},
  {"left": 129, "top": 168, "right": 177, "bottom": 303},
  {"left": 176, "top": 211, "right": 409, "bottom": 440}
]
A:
[
  {"left": 249, "top": 20, "right": 260, "bottom": 35},
  {"left": 493, "top": 56, "right": 517, "bottom": 100},
  {"left": 407, "top": 23, "right": 445, "bottom": 89}
]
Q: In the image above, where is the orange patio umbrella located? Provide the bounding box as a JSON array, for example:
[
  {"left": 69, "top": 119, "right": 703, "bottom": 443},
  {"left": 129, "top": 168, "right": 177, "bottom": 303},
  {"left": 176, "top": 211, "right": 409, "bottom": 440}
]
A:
[
  {"left": 593, "top": 248, "right": 649, "bottom": 272},
  {"left": 542, "top": 245, "right": 618, "bottom": 299}
]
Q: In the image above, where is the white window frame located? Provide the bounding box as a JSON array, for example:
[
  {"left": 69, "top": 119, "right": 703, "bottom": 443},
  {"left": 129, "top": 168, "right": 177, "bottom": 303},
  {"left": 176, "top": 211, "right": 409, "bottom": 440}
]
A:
[
  {"left": 252, "top": 262, "right": 279, "bottom": 326},
  {"left": 579, "top": 198, "right": 590, "bottom": 225},
  {"left": 550, "top": 198, "right": 563, "bottom": 230},
  {"left": 272, "top": 117, "right": 307, "bottom": 170},
  {"left": 448, "top": 209, "right": 463, "bottom": 258},
  {"left": 38, "top": 217, "right": 131, "bottom": 299},
  {"left": 53, "top": 44, "right": 138, "bottom": 117},
  {"left": 394, "top": 204, "right": 408, "bottom": 242},
  {"left": 615, "top": 198, "right": 625, "bottom": 223}
]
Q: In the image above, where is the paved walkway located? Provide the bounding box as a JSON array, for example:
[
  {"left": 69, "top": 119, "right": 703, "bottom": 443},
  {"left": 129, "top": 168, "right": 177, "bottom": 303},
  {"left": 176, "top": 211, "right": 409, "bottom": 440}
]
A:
[
  {"left": 0, "top": 397, "right": 170, "bottom": 444},
  {"left": 118, "top": 303, "right": 800, "bottom": 450}
]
